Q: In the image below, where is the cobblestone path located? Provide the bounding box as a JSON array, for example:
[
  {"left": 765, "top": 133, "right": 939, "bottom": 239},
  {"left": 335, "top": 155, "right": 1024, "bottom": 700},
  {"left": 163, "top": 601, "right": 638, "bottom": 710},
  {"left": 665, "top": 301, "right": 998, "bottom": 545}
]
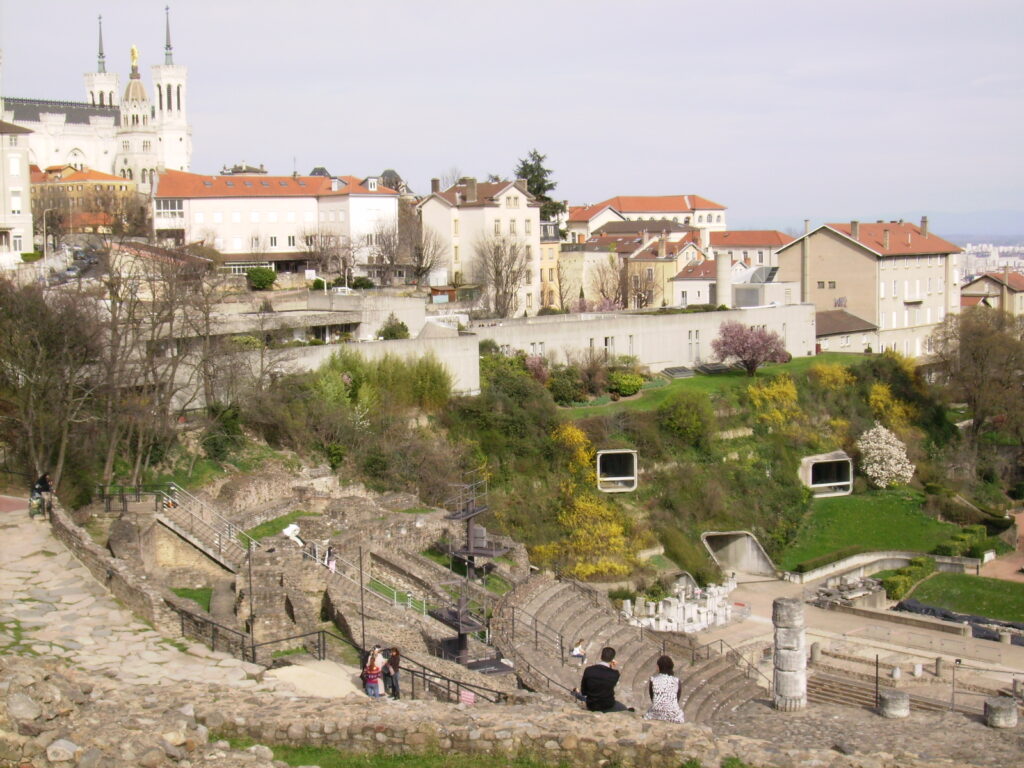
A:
[{"left": 0, "top": 496, "right": 277, "bottom": 691}]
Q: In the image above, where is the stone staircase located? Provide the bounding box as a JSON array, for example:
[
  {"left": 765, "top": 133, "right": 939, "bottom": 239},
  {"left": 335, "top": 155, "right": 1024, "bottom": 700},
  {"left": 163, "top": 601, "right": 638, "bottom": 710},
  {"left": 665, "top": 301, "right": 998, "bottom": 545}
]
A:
[{"left": 494, "top": 576, "right": 767, "bottom": 722}]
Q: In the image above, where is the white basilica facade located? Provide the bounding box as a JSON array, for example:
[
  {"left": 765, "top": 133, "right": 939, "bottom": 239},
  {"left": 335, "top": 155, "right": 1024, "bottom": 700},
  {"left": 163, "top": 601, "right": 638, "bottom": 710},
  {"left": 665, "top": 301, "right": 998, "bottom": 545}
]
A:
[{"left": 0, "top": 10, "right": 191, "bottom": 194}]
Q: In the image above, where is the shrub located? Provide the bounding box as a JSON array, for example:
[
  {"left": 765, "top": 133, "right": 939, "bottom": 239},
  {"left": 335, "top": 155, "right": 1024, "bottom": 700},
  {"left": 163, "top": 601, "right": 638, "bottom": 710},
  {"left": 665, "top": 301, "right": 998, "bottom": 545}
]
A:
[
  {"left": 808, "top": 362, "right": 855, "bottom": 391},
  {"left": 548, "top": 366, "right": 586, "bottom": 405},
  {"left": 658, "top": 390, "right": 715, "bottom": 451},
  {"left": 607, "top": 371, "right": 644, "bottom": 397},
  {"left": 378, "top": 313, "right": 410, "bottom": 340},
  {"left": 246, "top": 266, "right": 277, "bottom": 290},
  {"left": 350, "top": 276, "right": 375, "bottom": 289},
  {"left": 856, "top": 422, "right": 914, "bottom": 488}
]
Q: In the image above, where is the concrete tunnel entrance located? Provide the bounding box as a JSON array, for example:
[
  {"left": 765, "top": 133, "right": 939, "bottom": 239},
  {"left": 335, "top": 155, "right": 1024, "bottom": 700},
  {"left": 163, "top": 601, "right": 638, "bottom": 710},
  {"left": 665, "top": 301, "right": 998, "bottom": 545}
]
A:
[{"left": 701, "top": 530, "right": 776, "bottom": 577}]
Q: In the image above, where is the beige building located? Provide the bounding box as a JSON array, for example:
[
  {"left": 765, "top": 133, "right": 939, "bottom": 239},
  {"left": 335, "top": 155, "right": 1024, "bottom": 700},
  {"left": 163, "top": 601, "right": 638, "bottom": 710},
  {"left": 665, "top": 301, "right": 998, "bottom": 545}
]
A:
[
  {"left": 418, "top": 178, "right": 542, "bottom": 316},
  {"left": 775, "top": 218, "right": 960, "bottom": 358},
  {"left": 960, "top": 269, "right": 1024, "bottom": 316}
]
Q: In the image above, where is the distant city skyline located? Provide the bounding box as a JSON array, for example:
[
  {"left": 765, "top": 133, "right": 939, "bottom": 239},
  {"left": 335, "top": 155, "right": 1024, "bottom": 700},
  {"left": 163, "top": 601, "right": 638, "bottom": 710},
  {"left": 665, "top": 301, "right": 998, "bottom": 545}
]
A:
[{"left": 1, "top": 0, "right": 1022, "bottom": 236}]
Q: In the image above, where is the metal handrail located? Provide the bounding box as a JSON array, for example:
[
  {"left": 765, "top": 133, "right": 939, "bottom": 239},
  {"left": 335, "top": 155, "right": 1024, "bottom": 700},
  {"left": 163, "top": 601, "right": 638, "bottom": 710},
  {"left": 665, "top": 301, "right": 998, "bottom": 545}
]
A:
[{"left": 166, "top": 482, "right": 261, "bottom": 550}]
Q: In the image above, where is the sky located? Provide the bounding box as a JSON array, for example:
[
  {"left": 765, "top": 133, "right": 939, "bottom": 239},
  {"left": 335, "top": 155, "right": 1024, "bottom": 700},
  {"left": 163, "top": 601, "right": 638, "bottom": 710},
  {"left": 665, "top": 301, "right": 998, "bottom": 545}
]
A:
[{"left": 2, "top": 0, "right": 1022, "bottom": 236}]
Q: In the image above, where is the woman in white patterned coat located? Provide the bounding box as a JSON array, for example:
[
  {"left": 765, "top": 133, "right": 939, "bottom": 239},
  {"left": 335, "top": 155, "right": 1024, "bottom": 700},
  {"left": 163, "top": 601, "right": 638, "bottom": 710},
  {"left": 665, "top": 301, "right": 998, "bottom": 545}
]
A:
[{"left": 644, "top": 655, "right": 685, "bottom": 723}]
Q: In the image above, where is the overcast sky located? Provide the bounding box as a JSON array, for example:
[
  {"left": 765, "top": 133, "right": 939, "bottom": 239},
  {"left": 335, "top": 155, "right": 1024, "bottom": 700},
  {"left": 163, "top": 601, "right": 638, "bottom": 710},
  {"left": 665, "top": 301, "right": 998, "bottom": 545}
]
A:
[{"left": 2, "top": 0, "right": 1022, "bottom": 235}]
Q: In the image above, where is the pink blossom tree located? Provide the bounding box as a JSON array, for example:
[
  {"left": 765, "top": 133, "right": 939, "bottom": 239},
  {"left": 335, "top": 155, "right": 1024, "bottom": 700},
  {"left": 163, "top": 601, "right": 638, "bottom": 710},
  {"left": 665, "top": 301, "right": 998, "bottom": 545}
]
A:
[{"left": 710, "top": 321, "right": 788, "bottom": 376}]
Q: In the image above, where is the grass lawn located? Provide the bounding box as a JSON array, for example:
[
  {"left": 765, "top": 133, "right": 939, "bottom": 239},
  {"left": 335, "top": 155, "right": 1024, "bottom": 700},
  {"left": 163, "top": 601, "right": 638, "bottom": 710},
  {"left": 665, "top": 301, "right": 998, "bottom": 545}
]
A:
[
  {"left": 242, "top": 509, "right": 320, "bottom": 542},
  {"left": 563, "top": 352, "right": 864, "bottom": 420},
  {"left": 909, "top": 573, "right": 1024, "bottom": 623},
  {"left": 215, "top": 740, "right": 583, "bottom": 768},
  {"left": 777, "top": 488, "right": 957, "bottom": 572},
  {"left": 171, "top": 587, "right": 212, "bottom": 613}
]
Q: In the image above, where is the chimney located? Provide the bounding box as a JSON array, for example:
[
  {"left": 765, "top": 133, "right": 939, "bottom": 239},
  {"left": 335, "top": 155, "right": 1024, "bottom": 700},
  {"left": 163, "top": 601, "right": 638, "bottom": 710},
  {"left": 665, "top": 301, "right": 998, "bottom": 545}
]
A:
[
  {"left": 920, "top": 215, "right": 929, "bottom": 237},
  {"left": 715, "top": 251, "right": 732, "bottom": 308},
  {"left": 883, "top": 229, "right": 890, "bottom": 250},
  {"left": 431, "top": 178, "right": 440, "bottom": 194},
  {"left": 851, "top": 220, "right": 860, "bottom": 240},
  {"left": 463, "top": 177, "right": 478, "bottom": 203}
]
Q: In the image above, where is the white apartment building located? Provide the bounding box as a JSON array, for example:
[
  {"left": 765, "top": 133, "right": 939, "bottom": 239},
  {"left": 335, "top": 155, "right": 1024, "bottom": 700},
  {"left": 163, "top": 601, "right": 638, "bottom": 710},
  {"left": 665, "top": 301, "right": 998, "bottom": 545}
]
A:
[
  {"left": 566, "top": 194, "right": 727, "bottom": 243},
  {"left": 0, "top": 120, "right": 33, "bottom": 269},
  {"left": 418, "top": 178, "right": 543, "bottom": 316},
  {"left": 775, "top": 218, "right": 961, "bottom": 358},
  {"left": 152, "top": 170, "right": 398, "bottom": 273}
]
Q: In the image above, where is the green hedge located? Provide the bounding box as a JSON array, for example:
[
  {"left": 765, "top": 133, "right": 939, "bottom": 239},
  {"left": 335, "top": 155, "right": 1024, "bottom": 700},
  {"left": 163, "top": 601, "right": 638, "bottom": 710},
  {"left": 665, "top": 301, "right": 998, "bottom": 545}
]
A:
[{"left": 880, "top": 556, "right": 936, "bottom": 599}]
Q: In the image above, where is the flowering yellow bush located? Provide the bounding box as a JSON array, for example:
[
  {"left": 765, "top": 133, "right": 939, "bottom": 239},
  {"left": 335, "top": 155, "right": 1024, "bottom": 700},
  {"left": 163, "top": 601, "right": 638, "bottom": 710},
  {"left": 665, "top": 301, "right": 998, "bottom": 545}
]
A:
[
  {"left": 747, "top": 374, "right": 800, "bottom": 429},
  {"left": 808, "top": 362, "right": 855, "bottom": 391},
  {"left": 868, "top": 382, "right": 915, "bottom": 429}
]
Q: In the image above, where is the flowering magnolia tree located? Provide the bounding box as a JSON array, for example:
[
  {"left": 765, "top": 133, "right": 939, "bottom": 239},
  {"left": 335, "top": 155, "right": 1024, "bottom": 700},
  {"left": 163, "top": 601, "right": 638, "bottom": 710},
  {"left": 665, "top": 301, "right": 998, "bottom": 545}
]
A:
[
  {"left": 856, "top": 422, "right": 915, "bottom": 488},
  {"left": 711, "top": 321, "right": 788, "bottom": 376}
]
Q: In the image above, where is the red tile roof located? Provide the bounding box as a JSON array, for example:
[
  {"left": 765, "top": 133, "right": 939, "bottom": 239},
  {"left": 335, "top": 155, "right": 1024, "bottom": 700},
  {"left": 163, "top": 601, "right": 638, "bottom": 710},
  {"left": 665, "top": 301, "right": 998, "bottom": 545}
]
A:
[
  {"left": 980, "top": 271, "right": 1024, "bottom": 292},
  {"left": 433, "top": 180, "right": 533, "bottom": 207},
  {"left": 53, "top": 168, "right": 126, "bottom": 183},
  {"left": 826, "top": 221, "right": 961, "bottom": 256},
  {"left": 569, "top": 194, "right": 726, "bottom": 221},
  {"left": 710, "top": 230, "right": 794, "bottom": 248},
  {"left": 153, "top": 170, "right": 396, "bottom": 199},
  {"left": 672, "top": 259, "right": 717, "bottom": 280}
]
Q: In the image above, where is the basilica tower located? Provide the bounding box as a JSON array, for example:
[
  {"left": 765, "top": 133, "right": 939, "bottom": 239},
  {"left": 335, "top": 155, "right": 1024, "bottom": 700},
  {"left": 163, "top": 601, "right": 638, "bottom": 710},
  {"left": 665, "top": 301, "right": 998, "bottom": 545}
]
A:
[
  {"left": 83, "top": 15, "right": 121, "bottom": 108},
  {"left": 151, "top": 6, "right": 191, "bottom": 172}
]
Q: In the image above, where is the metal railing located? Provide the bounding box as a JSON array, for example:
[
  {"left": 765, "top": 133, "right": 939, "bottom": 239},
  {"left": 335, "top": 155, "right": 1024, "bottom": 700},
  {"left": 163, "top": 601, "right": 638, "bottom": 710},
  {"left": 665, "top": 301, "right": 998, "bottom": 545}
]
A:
[{"left": 195, "top": 620, "right": 508, "bottom": 704}]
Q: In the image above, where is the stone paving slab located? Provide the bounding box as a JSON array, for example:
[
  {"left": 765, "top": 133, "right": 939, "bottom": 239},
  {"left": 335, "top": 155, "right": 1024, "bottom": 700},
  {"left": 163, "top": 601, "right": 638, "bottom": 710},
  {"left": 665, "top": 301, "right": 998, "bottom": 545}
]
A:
[{"left": 0, "top": 497, "right": 287, "bottom": 695}]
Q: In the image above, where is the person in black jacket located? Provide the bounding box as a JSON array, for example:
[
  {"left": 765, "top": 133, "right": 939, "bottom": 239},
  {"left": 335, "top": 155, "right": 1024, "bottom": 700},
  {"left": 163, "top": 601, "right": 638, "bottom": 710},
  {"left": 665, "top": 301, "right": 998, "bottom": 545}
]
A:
[{"left": 579, "top": 646, "right": 631, "bottom": 712}]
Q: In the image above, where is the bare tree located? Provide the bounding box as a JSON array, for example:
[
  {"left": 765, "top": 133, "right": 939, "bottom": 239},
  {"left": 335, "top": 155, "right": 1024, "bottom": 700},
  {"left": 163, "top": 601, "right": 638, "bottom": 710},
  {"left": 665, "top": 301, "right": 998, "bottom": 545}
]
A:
[
  {"left": 555, "top": 258, "right": 577, "bottom": 311},
  {"left": 439, "top": 166, "right": 463, "bottom": 191},
  {"left": 370, "top": 220, "right": 402, "bottom": 286},
  {"left": 473, "top": 235, "right": 529, "bottom": 318},
  {"left": 589, "top": 253, "right": 626, "bottom": 308},
  {"left": 413, "top": 225, "right": 447, "bottom": 287},
  {"left": 299, "top": 228, "right": 352, "bottom": 279}
]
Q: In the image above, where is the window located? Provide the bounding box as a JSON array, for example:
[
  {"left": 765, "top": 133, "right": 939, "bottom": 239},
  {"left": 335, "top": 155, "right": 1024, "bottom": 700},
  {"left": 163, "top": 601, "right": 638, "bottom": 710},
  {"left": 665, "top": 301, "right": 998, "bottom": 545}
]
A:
[
  {"left": 828, "top": 281, "right": 836, "bottom": 289},
  {"left": 525, "top": 220, "right": 532, "bottom": 235},
  {"left": 269, "top": 236, "right": 277, "bottom": 247},
  {"left": 816, "top": 281, "right": 825, "bottom": 289},
  {"left": 8, "top": 156, "right": 19, "bottom": 176},
  {"left": 287, "top": 235, "right": 296, "bottom": 247},
  {"left": 155, "top": 198, "right": 183, "bottom": 218},
  {"left": 494, "top": 220, "right": 500, "bottom": 235}
]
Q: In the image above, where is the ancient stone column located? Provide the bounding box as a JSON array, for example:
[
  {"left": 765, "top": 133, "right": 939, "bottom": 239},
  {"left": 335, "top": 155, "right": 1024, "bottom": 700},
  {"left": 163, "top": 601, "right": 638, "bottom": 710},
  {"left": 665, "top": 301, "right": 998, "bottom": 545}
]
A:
[
  {"left": 984, "top": 696, "right": 1019, "bottom": 729},
  {"left": 878, "top": 689, "right": 910, "bottom": 719},
  {"left": 772, "top": 597, "right": 806, "bottom": 711}
]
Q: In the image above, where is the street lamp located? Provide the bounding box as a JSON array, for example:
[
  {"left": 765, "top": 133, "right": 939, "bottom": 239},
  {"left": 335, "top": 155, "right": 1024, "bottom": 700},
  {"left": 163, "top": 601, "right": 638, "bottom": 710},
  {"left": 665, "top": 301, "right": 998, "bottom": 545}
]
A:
[{"left": 42, "top": 208, "right": 56, "bottom": 263}]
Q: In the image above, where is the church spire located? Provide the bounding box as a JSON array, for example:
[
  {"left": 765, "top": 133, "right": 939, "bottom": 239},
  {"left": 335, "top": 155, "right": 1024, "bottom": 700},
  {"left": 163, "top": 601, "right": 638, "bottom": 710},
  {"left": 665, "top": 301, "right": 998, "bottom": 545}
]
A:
[
  {"left": 97, "top": 15, "right": 106, "bottom": 73},
  {"left": 164, "top": 5, "right": 174, "bottom": 65}
]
